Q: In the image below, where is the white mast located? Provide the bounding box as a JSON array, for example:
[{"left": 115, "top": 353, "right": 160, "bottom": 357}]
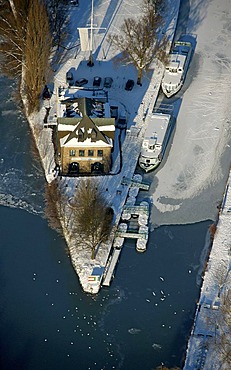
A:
[{"left": 87, "top": 0, "right": 94, "bottom": 67}]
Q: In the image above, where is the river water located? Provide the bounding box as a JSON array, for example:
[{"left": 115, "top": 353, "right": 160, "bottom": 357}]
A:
[{"left": 0, "top": 75, "right": 215, "bottom": 370}]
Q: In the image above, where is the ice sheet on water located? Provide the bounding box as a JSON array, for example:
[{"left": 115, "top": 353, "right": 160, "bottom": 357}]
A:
[
  {"left": 0, "top": 166, "right": 44, "bottom": 216},
  {"left": 0, "top": 193, "right": 43, "bottom": 215},
  {"left": 1, "top": 110, "right": 18, "bottom": 116}
]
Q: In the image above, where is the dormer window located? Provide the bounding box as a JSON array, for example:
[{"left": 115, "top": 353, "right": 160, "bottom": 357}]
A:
[
  {"left": 78, "top": 128, "right": 84, "bottom": 140},
  {"left": 91, "top": 128, "right": 97, "bottom": 141}
]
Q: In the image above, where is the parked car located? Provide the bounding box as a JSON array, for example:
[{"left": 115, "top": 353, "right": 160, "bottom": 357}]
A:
[
  {"left": 104, "top": 77, "right": 113, "bottom": 88},
  {"left": 125, "top": 79, "right": 134, "bottom": 91},
  {"left": 110, "top": 105, "right": 118, "bottom": 120},
  {"left": 75, "top": 78, "right": 88, "bottom": 87},
  {"left": 42, "top": 85, "right": 51, "bottom": 100},
  {"left": 66, "top": 71, "right": 74, "bottom": 85},
  {"left": 93, "top": 76, "right": 101, "bottom": 87}
]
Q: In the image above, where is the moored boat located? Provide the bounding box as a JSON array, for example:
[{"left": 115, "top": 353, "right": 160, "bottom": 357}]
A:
[
  {"left": 139, "top": 112, "right": 172, "bottom": 172},
  {"left": 161, "top": 35, "right": 193, "bottom": 98}
]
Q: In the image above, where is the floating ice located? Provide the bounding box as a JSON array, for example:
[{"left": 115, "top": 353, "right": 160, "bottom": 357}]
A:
[
  {"left": 128, "top": 328, "right": 141, "bottom": 335},
  {"left": 152, "top": 343, "right": 162, "bottom": 350}
]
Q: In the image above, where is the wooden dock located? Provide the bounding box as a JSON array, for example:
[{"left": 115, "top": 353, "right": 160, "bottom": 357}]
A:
[
  {"left": 123, "top": 204, "right": 149, "bottom": 215},
  {"left": 121, "top": 177, "right": 150, "bottom": 190},
  {"left": 116, "top": 230, "right": 148, "bottom": 239},
  {"left": 102, "top": 248, "right": 122, "bottom": 286},
  {"left": 102, "top": 198, "right": 150, "bottom": 287}
]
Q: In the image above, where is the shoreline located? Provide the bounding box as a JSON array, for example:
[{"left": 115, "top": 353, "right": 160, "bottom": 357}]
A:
[{"left": 183, "top": 170, "right": 231, "bottom": 369}]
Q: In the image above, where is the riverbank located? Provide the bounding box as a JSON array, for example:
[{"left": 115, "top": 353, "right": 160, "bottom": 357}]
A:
[{"left": 183, "top": 169, "right": 231, "bottom": 369}]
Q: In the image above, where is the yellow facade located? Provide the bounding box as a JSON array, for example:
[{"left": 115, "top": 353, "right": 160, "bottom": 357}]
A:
[{"left": 61, "top": 146, "right": 112, "bottom": 174}]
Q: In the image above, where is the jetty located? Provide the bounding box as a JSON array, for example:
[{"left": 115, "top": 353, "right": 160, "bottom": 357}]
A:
[
  {"left": 121, "top": 177, "right": 150, "bottom": 190},
  {"left": 102, "top": 248, "right": 122, "bottom": 286},
  {"left": 102, "top": 199, "right": 150, "bottom": 286}
]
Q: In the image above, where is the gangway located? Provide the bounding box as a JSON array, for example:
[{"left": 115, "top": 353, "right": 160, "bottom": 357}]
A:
[{"left": 121, "top": 177, "right": 150, "bottom": 190}]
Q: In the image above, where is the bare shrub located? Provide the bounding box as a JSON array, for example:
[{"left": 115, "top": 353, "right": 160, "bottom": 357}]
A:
[
  {"left": 71, "top": 179, "right": 114, "bottom": 259},
  {"left": 44, "top": 180, "right": 63, "bottom": 234},
  {"left": 108, "top": 0, "right": 168, "bottom": 85}
]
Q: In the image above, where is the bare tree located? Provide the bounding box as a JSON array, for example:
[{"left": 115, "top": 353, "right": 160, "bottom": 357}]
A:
[
  {"left": 44, "top": 180, "right": 65, "bottom": 234},
  {"left": 45, "top": 0, "right": 68, "bottom": 47},
  {"left": 23, "top": 0, "right": 52, "bottom": 113},
  {"left": 108, "top": 0, "right": 168, "bottom": 85},
  {"left": 216, "top": 289, "right": 231, "bottom": 367},
  {"left": 0, "top": 0, "right": 52, "bottom": 113},
  {"left": 0, "top": 0, "right": 29, "bottom": 77},
  {"left": 71, "top": 179, "right": 114, "bottom": 259}
]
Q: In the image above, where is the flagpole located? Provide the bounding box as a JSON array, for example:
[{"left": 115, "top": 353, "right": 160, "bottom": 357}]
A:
[{"left": 87, "top": 0, "right": 94, "bottom": 67}]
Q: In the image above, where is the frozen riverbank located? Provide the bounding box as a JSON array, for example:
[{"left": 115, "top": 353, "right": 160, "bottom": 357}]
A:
[{"left": 183, "top": 170, "right": 231, "bottom": 370}]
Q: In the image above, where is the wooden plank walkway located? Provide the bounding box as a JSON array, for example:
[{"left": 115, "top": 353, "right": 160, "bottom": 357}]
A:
[
  {"left": 123, "top": 205, "right": 149, "bottom": 215},
  {"left": 102, "top": 248, "right": 121, "bottom": 286},
  {"left": 116, "top": 231, "right": 148, "bottom": 239},
  {"left": 121, "top": 177, "right": 150, "bottom": 190}
]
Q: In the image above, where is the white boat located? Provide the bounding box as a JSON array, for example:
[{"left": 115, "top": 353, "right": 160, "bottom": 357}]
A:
[
  {"left": 136, "top": 226, "right": 149, "bottom": 252},
  {"left": 161, "top": 36, "right": 192, "bottom": 98},
  {"left": 139, "top": 112, "right": 172, "bottom": 172}
]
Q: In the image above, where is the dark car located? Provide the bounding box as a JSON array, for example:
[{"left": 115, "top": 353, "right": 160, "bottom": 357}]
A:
[
  {"left": 75, "top": 78, "right": 88, "bottom": 87},
  {"left": 66, "top": 71, "right": 74, "bottom": 85},
  {"left": 42, "top": 85, "right": 51, "bottom": 100},
  {"left": 104, "top": 77, "right": 113, "bottom": 88},
  {"left": 125, "top": 79, "right": 134, "bottom": 91},
  {"left": 93, "top": 76, "right": 101, "bottom": 87}
]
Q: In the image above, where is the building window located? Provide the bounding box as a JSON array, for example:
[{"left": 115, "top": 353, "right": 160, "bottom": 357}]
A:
[
  {"left": 88, "top": 150, "right": 94, "bottom": 156},
  {"left": 79, "top": 150, "right": 85, "bottom": 157},
  {"left": 69, "top": 149, "right": 76, "bottom": 157},
  {"left": 97, "top": 149, "right": 103, "bottom": 157},
  {"left": 78, "top": 129, "right": 84, "bottom": 140},
  {"left": 91, "top": 129, "right": 97, "bottom": 141}
]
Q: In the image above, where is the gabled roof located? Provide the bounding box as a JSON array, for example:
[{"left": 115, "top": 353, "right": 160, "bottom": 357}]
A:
[{"left": 63, "top": 115, "right": 110, "bottom": 146}]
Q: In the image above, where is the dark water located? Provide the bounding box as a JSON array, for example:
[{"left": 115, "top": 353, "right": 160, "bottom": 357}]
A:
[{"left": 0, "top": 78, "right": 213, "bottom": 370}]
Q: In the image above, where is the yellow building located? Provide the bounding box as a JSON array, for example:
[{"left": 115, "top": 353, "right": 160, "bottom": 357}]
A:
[{"left": 57, "top": 115, "right": 115, "bottom": 175}]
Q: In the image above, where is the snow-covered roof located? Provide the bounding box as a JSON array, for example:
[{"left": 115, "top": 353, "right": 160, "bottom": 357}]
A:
[{"left": 59, "top": 114, "right": 113, "bottom": 148}]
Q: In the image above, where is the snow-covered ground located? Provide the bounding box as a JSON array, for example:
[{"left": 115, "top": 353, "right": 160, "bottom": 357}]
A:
[{"left": 184, "top": 174, "right": 231, "bottom": 370}]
